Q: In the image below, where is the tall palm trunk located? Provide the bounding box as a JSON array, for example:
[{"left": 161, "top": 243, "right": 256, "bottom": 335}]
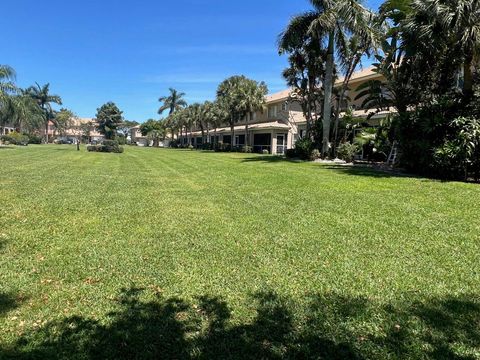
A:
[
  {"left": 463, "top": 57, "right": 474, "bottom": 98},
  {"left": 244, "top": 112, "right": 250, "bottom": 149},
  {"left": 42, "top": 105, "right": 49, "bottom": 144},
  {"left": 200, "top": 128, "right": 205, "bottom": 148},
  {"left": 322, "top": 32, "right": 335, "bottom": 157},
  {"left": 230, "top": 113, "right": 235, "bottom": 148}
]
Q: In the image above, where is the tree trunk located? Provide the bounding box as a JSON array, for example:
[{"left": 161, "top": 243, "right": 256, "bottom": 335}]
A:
[
  {"left": 44, "top": 120, "right": 49, "bottom": 144},
  {"left": 230, "top": 113, "right": 235, "bottom": 148},
  {"left": 463, "top": 57, "right": 473, "bottom": 98},
  {"left": 245, "top": 112, "right": 250, "bottom": 149},
  {"left": 322, "top": 32, "right": 335, "bottom": 157}
]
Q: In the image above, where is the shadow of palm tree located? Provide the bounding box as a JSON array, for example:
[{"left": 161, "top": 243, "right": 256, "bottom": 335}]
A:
[
  {"left": 0, "top": 293, "right": 20, "bottom": 318},
  {"left": 2, "top": 288, "right": 479, "bottom": 359},
  {"left": 321, "top": 164, "right": 416, "bottom": 179},
  {"left": 241, "top": 155, "right": 301, "bottom": 164}
]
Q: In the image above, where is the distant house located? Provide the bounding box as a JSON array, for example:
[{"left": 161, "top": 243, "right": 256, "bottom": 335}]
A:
[
  {"left": 130, "top": 126, "right": 171, "bottom": 147},
  {"left": 56, "top": 118, "right": 104, "bottom": 143},
  {"left": 1, "top": 123, "right": 16, "bottom": 135},
  {"left": 181, "top": 66, "right": 390, "bottom": 155}
]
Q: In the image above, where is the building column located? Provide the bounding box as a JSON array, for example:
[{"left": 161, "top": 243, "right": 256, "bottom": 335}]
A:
[{"left": 271, "top": 132, "right": 277, "bottom": 155}]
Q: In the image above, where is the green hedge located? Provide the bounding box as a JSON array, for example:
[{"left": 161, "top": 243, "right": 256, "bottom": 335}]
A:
[{"left": 87, "top": 140, "right": 124, "bottom": 153}]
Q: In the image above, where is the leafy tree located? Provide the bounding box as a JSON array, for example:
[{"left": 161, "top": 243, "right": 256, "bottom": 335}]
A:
[
  {"left": 95, "top": 102, "right": 123, "bottom": 140},
  {"left": 25, "top": 82, "right": 62, "bottom": 143},
  {"left": 139, "top": 119, "right": 165, "bottom": 147},
  {"left": 53, "top": 108, "right": 74, "bottom": 136},
  {"left": 118, "top": 120, "right": 139, "bottom": 140},
  {"left": 158, "top": 88, "right": 187, "bottom": 115}
]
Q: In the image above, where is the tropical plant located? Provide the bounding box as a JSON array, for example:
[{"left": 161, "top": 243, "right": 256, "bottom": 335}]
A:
[
  {"left": 1, "top": 93, "right": 43, "bottom": 134},
  {"left": 238, "top": 79, "right": 268, "bottom": 148},
  {"left": 95, "top": 102, "right": 123, "bottom": 140},
  {"left": 336, "top": 142, "right": 359, "bottom": 162},
  {"left": 0, "top": 65, "right": 18, "bottom": 134},
  {"left": 280, "top": 41, "right": 326, "bottom": 141},
  {"left": 279, "top": 0, "right": 378, "bottom": 156},
  {"left": 24, "top": 82, "right": 62, "bottom": 143},
  {"left": 404, "top": 0, "right": 480, "bottom": 98},
  {"left": 53, "top": 108, "right": 74, "bottom": 136},
  {"left": 140, "top": 119, "right": 165, "bottom": 147},
  {"left": 216, "top": 76, "right": 267, "bottom": 148},
  {"left": 158, "top": 88, "right": 187, "bottom": 115},
  {"left": 434, "top": 116, "right": 480, "bottom": 180},
  {"left": 216, "top": 76, "right": 245, "bottom": 145}
]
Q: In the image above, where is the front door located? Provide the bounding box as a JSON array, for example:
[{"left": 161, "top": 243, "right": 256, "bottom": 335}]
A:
[{"left": 276, "top": 134, "right": 286, "bottom": 155}]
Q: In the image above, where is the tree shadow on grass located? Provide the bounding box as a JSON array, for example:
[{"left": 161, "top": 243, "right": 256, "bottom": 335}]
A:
[
  {"left": 1, "top": 288, "right": 479, "bottom": 359},
  {"left": 0, "top": 292, "right": 22, "bottom": 318},
  {"left": 321, "top": 165, "right": 419, "bottom": 179},
  {"left": 241, "top": 155, "right": 301, "bottom": 164}
]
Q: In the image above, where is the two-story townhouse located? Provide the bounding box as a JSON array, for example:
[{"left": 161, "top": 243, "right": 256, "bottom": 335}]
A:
[
  {"left": 55, "top": 118, "right": 104, "bottom": 143},
  {"left": 130, "top": 126, "right": 171, "bottom": 147},
  {"left": 182, "top": 66, "right": 390, "bottom": 154}
]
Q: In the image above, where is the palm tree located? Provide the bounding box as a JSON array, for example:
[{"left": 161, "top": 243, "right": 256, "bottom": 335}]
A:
[
  {"left": 10, "top": 94, "right": 44, "bottom": 133},
  {"left": 25, "top": 82, "right": 62, "bottom": 143},
  {"left": 238, "top": 79, "right": 268, "bottom": 148},
  {"left": 158, "top": 88, "right": 187, "bottom": 115},
  {"left": 0, "top": 65, "right": 18, "bottom": 135},
  {"left": 280, "top": 0, "right": 378, "bottom": 156},
  {"left": 0, "top": 65, "right": 17, "bottom": 95},
  {"left": 404, "top": 0, "right": 480, "bottom": 97}
]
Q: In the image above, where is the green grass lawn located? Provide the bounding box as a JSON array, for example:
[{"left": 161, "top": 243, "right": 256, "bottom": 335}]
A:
[{"left": 1, "top": 145, "right": 479, "bottom": 359}]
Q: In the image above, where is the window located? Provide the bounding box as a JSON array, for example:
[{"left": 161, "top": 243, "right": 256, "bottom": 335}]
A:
[
  {"left": 281, "top": 102, "right": 288, "bottom": 111},
  {"left": 268, "top": 105, "right": 277, "bottom": 119},
  {"left": 299, "top": 129, "right": 305, "bottom": 138},
  {"left": 234, "top": 135, "right": 245, "bottom": 146}
]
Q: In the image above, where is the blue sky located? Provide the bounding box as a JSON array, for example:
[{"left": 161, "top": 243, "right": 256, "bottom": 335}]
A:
[{"left": 4, "top": 0, "right": 382, "bottom": 122}]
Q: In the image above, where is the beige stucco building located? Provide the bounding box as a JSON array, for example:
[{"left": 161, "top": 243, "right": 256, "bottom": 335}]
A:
[{"left": 183, "top": 66, "right": 388, "bottom": 155}]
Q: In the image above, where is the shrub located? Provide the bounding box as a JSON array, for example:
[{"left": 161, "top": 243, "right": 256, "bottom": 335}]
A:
[
  {"left": 27, "top": 134, "right": 42, "bottom": 144},
  {"left": 201, "top": 143, "right": 214, "bottom": 150},
  {"left": 285, "top": 148, "right": 297, "bottom": 158},
  {"left": 310, "top": 149, "right": 321, "bottom": 161},
  {"left": 1, "top": 132, "right": 29, "bottom": 145},
  {"left": 433, "top": 116, "right": 480, "bottom": 181},
  {"left": 294, "top": 138, "right": 314, "bottom": 160},
  {"left": 242, "top": 146, "right": 253, "bottom": 153},
  {"left": 337, "top": 142, "right": 359, "bottom": 163},
  {"left": 262, "top": 149, "right": 269, "bottom": 155},
  {"left": 87, "top": 140, "right": 124, "bottom": 153},
  {"left": 187, "top": 144, "right": 194, "bottom": 150},
  {"left": 214, "top": 142, "right": 231, "bottom": 152}
]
